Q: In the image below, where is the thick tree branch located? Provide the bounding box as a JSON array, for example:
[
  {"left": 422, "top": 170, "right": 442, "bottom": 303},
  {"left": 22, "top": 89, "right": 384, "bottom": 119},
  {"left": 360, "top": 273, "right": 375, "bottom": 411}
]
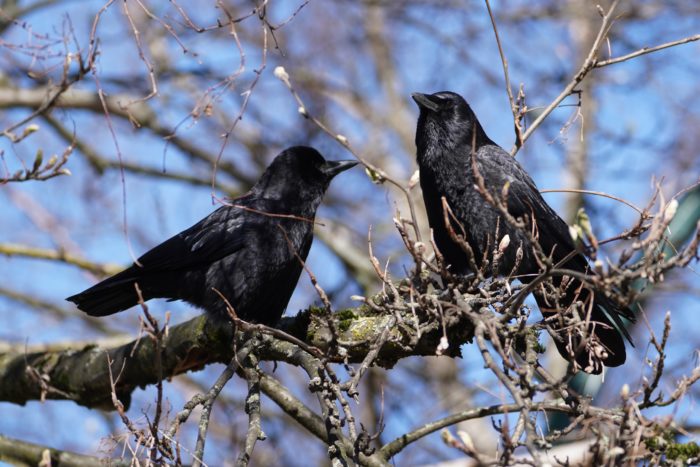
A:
[
  {"left": 0, "top": 300, "right": 479, "bottom": 409},
  {"left": 256, "top": 371, "right": 328, "bottom": 442}
]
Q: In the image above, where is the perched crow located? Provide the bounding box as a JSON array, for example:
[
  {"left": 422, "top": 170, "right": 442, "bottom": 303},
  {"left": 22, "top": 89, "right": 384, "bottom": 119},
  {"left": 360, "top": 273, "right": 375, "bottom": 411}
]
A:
[
  {"left": 67, "top": 146, "right": 357, "bottom": 325},
  {"left": 412, "top": 91, "right": 633, "bottom": 374}
]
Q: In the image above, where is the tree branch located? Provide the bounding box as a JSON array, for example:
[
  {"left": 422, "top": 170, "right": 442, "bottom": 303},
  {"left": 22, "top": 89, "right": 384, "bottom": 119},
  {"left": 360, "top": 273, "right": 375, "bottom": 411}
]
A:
[
  {"left": 379, "top": 401, "right": 618, "bottom": 459},
  {"left": 514, "top": 0, "right": 620, "bottom": 153},
  {"left": 0, "top": 300, "right": 479, "bottom": 409},
  {"left": 594, "top": 33, "right": 700, "bottom": 68},
  {"left": 0, "top": 433, "right": 129, "bottom": 467},
  {"left": 0, "top": 242, "right": 121, "bottom": 276},
  {"left": 0, "top": 84, "right": 253, "bottom": 183}
]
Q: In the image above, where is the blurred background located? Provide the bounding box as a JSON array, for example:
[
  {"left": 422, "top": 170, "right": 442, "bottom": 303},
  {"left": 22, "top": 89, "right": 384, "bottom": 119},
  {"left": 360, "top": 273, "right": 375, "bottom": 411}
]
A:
[{"left": 0, "top": 0, "right": 699, "bottom": 465}]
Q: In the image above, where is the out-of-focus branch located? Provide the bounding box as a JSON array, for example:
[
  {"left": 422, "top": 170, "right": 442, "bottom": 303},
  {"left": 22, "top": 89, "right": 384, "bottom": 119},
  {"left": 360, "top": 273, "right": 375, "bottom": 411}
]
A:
[
  {"left": 0, "top": 242, "right": 122, "bottom": 276},
  {"left": 0, "top": 334, "right": 134, "bottom": 354},
  {"left": 0, "top": 0, "right": 60, "bottom": 34},
  {"left": 363, "top": 1, "right": 415, "bottom": 154},
  {"left": 0, "top": 86, "right": 155, "bottom": 123},
  {"left": 0, "top": 285, "right": 119, "bottom": 335},
  {"left": 42, "top": 114, "right": 240, "bottom": 195},
  {"left": 0, "top": 433, "right": 130, "bottom": 467},
  {"left": 0, "top": 84, "right": 252, "bottom": 183},
  {"left": 315, "top": 220, "right": 377, "bottom": 291}
]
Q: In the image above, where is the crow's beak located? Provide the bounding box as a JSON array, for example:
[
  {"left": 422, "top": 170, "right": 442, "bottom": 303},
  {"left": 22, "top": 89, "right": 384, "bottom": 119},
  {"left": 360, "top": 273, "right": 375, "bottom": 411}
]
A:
[
  {"left": 411, "top": 92, "right": 440, "bottom": 112},
  {"left": 322, "top": 160, "right": 358, "bottom": 178}
]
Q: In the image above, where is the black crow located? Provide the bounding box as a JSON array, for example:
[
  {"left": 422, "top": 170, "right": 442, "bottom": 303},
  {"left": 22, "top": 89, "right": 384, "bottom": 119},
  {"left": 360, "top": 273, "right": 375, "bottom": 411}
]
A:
[
  {"left": 412, "top": 91, "right": 633, "bottom": 374},
  {"left": 67, "top": 146, "right": 357, "bottom": 325}
]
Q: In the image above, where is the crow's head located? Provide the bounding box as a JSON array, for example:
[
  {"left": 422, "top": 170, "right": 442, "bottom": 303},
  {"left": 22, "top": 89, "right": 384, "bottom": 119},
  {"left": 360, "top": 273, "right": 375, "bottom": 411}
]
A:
[
  {"left": 253, "top": 146, "right": 357, "bottom": 208},
  {"left": 412, "top": 91, "right": 489, "bottom": 161}
]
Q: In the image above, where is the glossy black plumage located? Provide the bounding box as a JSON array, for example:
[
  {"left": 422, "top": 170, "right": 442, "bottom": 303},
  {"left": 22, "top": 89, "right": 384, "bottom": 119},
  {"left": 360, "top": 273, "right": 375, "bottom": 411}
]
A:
[
  {"left": 412, "top": 91, "right": 633, "bottom": 374},
  {"left": 67, "top": 146, "right": 357, "bottom": 325}
]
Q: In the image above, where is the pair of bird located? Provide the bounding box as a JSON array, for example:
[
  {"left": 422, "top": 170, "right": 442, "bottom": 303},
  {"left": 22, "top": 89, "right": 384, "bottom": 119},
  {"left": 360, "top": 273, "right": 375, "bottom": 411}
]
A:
[{"left": 68, "top": 92, "right": 633, "bottom": 374}]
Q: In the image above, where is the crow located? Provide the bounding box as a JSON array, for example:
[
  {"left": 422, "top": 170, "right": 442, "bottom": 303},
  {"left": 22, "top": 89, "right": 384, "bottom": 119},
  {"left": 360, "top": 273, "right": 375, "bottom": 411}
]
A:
[
  {"left": 412, "top": 91, "right": 633, "bottom": 374},
  {"left": 67, "top": 146, "right": 357, "bottom": 325}
]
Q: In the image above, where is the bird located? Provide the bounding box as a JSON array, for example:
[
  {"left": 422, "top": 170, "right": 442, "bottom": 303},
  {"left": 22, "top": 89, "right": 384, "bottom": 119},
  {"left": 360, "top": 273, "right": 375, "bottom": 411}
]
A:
[
  {"left": 67, "top": 146, "right": 357, "bottom": 325},
  {"left": 412, "top": 91, "right": 633, "bottom": 374}
]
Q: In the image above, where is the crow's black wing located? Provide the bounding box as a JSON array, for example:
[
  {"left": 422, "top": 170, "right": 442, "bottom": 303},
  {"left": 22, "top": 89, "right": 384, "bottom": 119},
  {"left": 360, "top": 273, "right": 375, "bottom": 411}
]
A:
[
  {"left": 476, "top": 145, "right": 634, "bottom": 365},
  {"left": 66, "top": 206, "right": 254, "bottom": 316},
  {"left": 136, "top": 206, "right": 251, "bottom": 272},
  {"left": 476, "top": 145, "right": 581, "bottom": 266}
]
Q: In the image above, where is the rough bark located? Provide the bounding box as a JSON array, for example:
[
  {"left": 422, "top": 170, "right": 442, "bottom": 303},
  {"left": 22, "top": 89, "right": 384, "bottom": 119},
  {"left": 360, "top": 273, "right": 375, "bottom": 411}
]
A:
[{"left": 0, "top": 300, "right": 478, "bottom": 410}]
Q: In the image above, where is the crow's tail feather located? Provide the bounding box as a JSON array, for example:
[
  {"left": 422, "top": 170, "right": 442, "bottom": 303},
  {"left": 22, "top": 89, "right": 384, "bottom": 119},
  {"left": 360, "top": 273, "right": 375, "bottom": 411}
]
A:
[
  {"left": 66, "top": 267, "right": 145, "bottom": 317},
  {"left": 535, "top": 288, "right": 634, "bottom": 374}
]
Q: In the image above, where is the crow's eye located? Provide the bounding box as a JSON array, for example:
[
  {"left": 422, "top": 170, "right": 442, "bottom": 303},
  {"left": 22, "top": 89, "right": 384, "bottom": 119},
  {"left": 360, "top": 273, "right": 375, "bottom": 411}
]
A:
[
  {"left": 304, "top": 156, "right": 325, "bottom": 175},
  {"left": 431, "top": 97, "right": 451, "bottom": 110}
]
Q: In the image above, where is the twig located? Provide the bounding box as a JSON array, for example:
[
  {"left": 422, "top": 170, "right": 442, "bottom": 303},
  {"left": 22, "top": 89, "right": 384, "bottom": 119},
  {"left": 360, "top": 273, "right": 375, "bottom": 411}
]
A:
[
  {"left": 191, "top": 354, "right": 246, "bottom": 467},
  {"left": 133, "top": 284, "right": 169, "bottom": 463},
  {"left": 273, "top": 66, "right": 423, "bottom": 243},
  {"left": 540, "top": 188, "right": 644, "bottom": 215},
  {"left": 235, "top": 355, "right": 263, "bottom": 467},
  {"left": 595, "top": 33, "right": 700, "bottom": 68},
  {"left": 484, "top": 0, "right": 523, "bottom": 149},
  {"left": 379, "top": 400, "right": 615, "bottom": 459},
  {"left": 513, "top": 0, "right": 621, "bottom": 154}
]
